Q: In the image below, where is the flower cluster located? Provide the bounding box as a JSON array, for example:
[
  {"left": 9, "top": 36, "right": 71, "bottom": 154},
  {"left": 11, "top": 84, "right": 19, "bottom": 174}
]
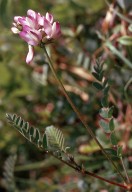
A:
[{"left": 11, "top": 9, "right": 61, "bottom": 63}]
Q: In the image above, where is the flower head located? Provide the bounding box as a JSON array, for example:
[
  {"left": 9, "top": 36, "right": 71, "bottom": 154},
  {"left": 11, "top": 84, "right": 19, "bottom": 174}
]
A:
[{"left": 11, "top": 9, "right": 61, "bottom": 64}]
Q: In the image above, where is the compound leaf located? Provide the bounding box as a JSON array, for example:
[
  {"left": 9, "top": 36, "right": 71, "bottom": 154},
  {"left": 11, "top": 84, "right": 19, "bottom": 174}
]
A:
[
  {"left": 6, "top": 114, "right": 44, "bottom": 149},
  {"left": 45, "top": 126, "right": 65, "bottom": 152}
]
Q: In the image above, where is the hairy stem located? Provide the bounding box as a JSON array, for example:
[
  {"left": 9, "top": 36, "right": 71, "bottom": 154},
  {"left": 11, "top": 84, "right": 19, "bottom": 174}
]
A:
[
  {"left": 120, "top": 157, "right": 130, "bottom": 184},
  {"left": 43, "top": 46, "right": 126, "bottom": 182},
  {"left": 50, "top": 152, "right": 127, "bottom": 190}
]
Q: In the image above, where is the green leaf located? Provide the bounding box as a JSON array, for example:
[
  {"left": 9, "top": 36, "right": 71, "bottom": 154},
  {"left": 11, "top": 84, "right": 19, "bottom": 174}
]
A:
[
  {"left": 93, "top": 60, "right": 104, "bottom": 74},
  {"left": 103, "top": 86, "right": 110, "bottom": 96},
  {"left": 118, "top": 36, "right": 132, "bottom": 46},
  {"left": 108, "top": 107, "right": 114, "bottom": 118},
  {"left": 42, "top": 134, "right": 47, "bottom": 149},
  {"left": 117, "top": 146, "right": 122, "bottom": 158},
  {"left": 34, "top": 128, "right": 41, "bottom": 145},
  {"left": 93, "top": 82, "right": 103, "bottom": 90},
  {"left": 3, "top": 155, "right": 17, "bottom": 191},
  {"left": 6, "top": 114, "right": 45, "bottom": 149},
  {"left": 29, "top": 127, "right": 35, "bottom": 137},
  {"left": 45, "top": 126, "right": 66, "bottom": 152},
  {"left": 105, "top": 148, "right": 117, "bottom": 157},
  {"left": 92, "top": 70, "right": 104, "bottom": 81},
  {"left": 21, "top": 129, "right": 28, "bottom": 138},
  {"left": 94, "top": 66, "right": 100, "bottom": 73},
  {"left": 30, "top": 135, "right": 34, "bottom": 142},
  {"left": 101, "top": 96, "right": 109, "bottom": 107},
  {"left": 128, "top": 138, "right": 132, "bottom": 148},
  {"left": 99, "top": 119, "right": 110, "bottom": 133},
  {"left": 19, "top": 119, "right": 24, "bottom": 128},
  {"left": 92, "top": 72, "right": 100, "bottom": 81},
  {"left": 12, "top": 114, "right": 16, "bottom": 121},
  {"left": 99, "top": 108, "right": 109, "bottom": 118},
  {"left": 99, "top": 70, "right": 104, "bottom": 81},
  {"left": 23, "top": 122, "right": 29, "bottom": 133},
  {"left": 109, "top": 118, "right": 115, "bottom": 131},
  {"left": 15, "top": 116, "right": 21, "bottom": 127},
  {"left": 128, "top": 24, "right": 132, "bottom": 32},
  {"left": 29, "top": 127, "right": 42, "bottom": 146},
  {"left": 110, "top": 132, "right": 118, "bottom": 146}
]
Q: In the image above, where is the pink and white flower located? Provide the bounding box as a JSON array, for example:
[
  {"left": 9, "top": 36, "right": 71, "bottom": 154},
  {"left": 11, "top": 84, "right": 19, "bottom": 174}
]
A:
[{"left": 11, "top": 9, "right": 61, "bottom": 64}]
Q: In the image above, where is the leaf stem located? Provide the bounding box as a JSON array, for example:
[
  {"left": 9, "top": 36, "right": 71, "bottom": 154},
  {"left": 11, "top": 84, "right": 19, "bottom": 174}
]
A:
[
  {"left": 43, "top": 46, "right": 126, "bottom": 183},
  {"left": 120, "top": 157, "right": 130, "bottom": 184}
]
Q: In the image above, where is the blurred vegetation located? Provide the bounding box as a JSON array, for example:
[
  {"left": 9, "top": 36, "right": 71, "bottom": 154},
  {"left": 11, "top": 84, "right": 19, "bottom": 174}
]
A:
[{"left": 0, "top": 0, "right": 132, "bottom": 191}]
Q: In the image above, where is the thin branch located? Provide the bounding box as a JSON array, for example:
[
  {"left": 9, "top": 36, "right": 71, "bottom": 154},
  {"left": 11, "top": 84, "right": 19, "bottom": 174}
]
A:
[
  {"left": 43, "top": 46, "right": 126, "bottom": 183},
  {"left": 120, "top": 157, "right": 130, "bottom": 184},
  {"left": 50, "top": 152, "right": 128, "bottom": 190}
]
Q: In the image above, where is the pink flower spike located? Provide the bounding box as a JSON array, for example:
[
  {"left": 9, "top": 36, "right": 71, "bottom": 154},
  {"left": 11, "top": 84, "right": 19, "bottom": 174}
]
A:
[
  {"left": 11, "top": 9, "right": 61, "bottom": 63},
  {"left": 46, "top": 12, "right": 53, "bottom": 24},
  {"left": 51, "top": 22, "right": 61, "bottom": 38},
  {"left": 26, "top": 45, "right": 34, "bottom": 64}
]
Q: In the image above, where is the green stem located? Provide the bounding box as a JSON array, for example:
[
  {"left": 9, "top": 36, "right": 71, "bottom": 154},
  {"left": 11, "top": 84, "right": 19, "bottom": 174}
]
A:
[
  {"left": 120, "top": 157, "right": 130, "bottom": 184},
  {"left": 43, "top": 46, "right": 126, "bottom": 183}
]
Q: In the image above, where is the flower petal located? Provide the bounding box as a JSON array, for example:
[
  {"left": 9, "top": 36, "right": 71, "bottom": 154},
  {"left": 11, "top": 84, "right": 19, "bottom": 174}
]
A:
[
  {"left": 22, "top": 25, "right": 32, "bottom": 32},
  {"left": 26, "top": 17, "right": 38, "bottom": 29},
  {"left": 18, "top": 17, "right": 28, "bottom": 26},
  {"left": 38, "top": 14, "right": 44, "bottom": 26},
  {"left": 26, "top": 45, "right": 34, "bottom": 64},
  {"left": 19, "top": 31, "right": 37, "bottom": 46},
  {"left": 11, "top": 27, "right": 20, "bottom": 34},
  {"left": 46, "top": 12, "right": 53, "bottom": 24},
  {"left": 43, "top": 19, "right": 52, "bottom": 37},
  {"left": 51, "top": 22, "right": 61, "bottom": 38},
  {"left": 14, "top": 16, "right": 22, "bottom": 23},
  {"left": 27, "top": 9, "right": 37, "bottom": 19}
]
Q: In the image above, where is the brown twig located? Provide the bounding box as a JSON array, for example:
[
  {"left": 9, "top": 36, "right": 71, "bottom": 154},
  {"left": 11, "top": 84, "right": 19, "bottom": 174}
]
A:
[{"left": 50, "top": 152, "right": 128, "bottom": 190}]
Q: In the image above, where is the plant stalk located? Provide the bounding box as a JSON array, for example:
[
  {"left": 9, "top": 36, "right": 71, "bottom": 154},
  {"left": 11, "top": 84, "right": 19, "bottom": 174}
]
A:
[
  {"left": 51, "top": 152, "right": 127, "bottom": 190},
  {"left": 120, "top": 157, "right": 130, "bottom": 184},
  {"left": 43, "top": 46, "right": 126, "bottom": 183}
]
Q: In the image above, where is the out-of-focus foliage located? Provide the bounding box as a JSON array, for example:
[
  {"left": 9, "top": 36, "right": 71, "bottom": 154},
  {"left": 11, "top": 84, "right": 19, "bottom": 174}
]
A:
[{"left": 0, "top": 0, "right": 132, "bottom": 191}]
